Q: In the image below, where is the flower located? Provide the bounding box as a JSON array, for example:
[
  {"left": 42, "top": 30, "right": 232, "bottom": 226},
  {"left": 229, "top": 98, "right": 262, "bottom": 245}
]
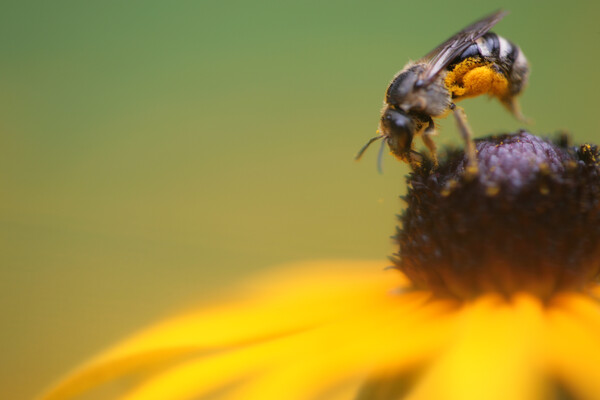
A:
[{"left": 39, "top": 132, "right": 600, "bottom": 400}]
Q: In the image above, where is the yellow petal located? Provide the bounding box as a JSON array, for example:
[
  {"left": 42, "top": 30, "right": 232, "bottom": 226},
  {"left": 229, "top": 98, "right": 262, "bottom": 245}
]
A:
[
  {"left": 545, "top": 293, "right": 600, "bottom": 400},
  {"left": 406, "top": 294, "right": 549, "bottom": 400},
  {"left": 117, "top": 286, "right": 454, "bottom": 399},
  {"left": 224, "top": 295, "right": 456, "bottom": 399},
  {"left": 120, "top": 334, "right": 305, "bottom": 400},
  {"left": 38, "top": 260, "right": 405, "bottom": 400}
]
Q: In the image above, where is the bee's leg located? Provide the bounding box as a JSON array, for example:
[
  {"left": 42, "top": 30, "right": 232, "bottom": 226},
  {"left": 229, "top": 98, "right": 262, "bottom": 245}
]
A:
[
  {"left": 501, "top": 96, "right": 530, "bottom": 123},
  {"left": 450, "top": 104, "right": 478, "bottom": 175},
  {"left": 408, "top": 150, "right": 424, "bottom": 168},
  {"left": 421, "top": 117, "right": 438, "bottom": 167}
]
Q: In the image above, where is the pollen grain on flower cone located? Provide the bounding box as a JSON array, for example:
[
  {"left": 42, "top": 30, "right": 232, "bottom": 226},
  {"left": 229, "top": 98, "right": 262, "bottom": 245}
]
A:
[{"left": 395, "top": 130, "right": 600, "bottom": 300}]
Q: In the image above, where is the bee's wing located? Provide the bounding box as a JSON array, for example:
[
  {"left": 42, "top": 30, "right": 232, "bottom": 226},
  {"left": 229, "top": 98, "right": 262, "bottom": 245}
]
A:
[{"left": 417, "top": 10, "right": 508, "bottom": 86}]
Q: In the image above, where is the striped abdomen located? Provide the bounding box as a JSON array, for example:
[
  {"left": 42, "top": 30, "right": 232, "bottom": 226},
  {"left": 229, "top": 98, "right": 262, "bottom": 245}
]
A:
[{"left": 445, "top": 32, "right": 529, "bottom": 100}]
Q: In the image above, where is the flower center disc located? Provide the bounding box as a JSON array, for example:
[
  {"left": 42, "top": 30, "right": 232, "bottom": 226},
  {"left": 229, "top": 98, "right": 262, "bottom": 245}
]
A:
[{"left": 395, "top": 131, "right": 600, "bottom": 300}]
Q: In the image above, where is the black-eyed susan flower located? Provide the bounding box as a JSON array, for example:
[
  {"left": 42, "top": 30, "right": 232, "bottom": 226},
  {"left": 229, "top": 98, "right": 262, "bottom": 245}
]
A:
[{"left": 40, "top": 131, "right": 600, "bottom": 400}]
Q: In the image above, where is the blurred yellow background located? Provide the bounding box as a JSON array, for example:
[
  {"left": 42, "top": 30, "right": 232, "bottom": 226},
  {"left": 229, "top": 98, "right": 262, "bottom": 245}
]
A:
[{"left": 1, "top": 1, "right": 599, "bottom": 398}]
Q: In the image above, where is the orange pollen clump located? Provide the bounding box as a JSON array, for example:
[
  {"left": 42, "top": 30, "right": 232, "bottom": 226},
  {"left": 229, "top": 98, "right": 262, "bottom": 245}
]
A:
[{"left": 444, "top": 58, "right": 509, "bottom": 99}]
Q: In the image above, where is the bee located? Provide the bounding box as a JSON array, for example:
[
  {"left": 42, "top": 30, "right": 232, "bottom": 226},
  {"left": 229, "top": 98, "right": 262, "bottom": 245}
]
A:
[{"left": 357, "top": 10, "right": 529, "bottom": 170}]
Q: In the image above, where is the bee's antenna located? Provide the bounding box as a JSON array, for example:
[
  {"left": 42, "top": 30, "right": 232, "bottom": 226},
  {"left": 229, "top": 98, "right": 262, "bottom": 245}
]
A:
[
  {"left": 355, "top": 135, "right": 383, "bottom": 161},
  {"left": 377, "top": 139, "right": 386, "bottom": 174}
]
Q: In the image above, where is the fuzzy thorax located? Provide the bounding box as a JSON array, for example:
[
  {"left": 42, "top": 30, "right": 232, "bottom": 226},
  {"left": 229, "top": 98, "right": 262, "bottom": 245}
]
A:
[{"left": 394, "top": 131, "right": 600, "bottom": 300}]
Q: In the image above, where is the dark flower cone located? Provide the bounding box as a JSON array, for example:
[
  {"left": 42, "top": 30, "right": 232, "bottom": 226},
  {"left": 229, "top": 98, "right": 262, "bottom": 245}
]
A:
[{"left": 394, "top": 130, "right": 600, "bottom": 300}]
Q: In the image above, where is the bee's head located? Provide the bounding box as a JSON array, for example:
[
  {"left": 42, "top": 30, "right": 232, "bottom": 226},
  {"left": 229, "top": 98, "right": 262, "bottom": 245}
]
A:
[{"left": 380, "top": 108, "right": 415, "bottom": 162}]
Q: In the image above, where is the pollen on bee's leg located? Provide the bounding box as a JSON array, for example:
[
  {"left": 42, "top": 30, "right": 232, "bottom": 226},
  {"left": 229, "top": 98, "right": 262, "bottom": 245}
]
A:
[{"left": 394, "top": 131, "right": 600, "bottom": 300}]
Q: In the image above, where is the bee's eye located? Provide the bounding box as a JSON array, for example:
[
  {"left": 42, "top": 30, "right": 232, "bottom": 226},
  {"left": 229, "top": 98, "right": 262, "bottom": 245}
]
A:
[
  {"left": 380, "top": 109, "right": 415, "bottom": 159},
  {"left": 382, "top": 109, "right": 414, "bottom": 135}
]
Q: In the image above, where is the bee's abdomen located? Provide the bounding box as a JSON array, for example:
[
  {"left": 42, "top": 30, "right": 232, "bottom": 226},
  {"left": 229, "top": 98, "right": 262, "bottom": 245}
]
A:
[
  {"left": 448, "top": 32, "right": 529, "bottom": 97},
  {"left": 451, "top": 33, "right": 513, "bottom": 69}
]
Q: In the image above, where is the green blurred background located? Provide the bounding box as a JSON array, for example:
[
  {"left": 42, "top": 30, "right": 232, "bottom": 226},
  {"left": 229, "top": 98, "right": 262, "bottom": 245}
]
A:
[{"left": 1, "top": 0, "right": 598, "bottom": 398}]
